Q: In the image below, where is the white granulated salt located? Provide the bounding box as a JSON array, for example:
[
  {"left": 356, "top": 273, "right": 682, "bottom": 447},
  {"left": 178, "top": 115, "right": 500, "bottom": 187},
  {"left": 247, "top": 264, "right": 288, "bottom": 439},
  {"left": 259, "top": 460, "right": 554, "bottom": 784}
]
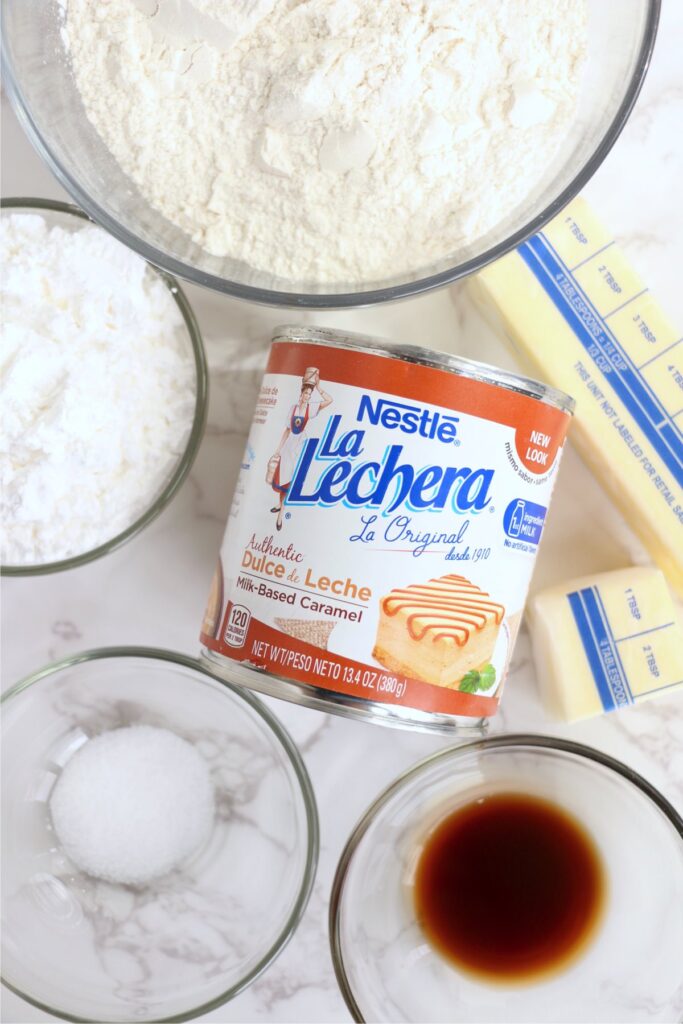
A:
[
  {"left": 50, "top": 726, "right": 215, "bottom": 886},
  {"left": 1, "top": 213, "right": 196, "bottom": 566},
  {"left": 62, "top": 0, "right": 587, "bottom": 284}
]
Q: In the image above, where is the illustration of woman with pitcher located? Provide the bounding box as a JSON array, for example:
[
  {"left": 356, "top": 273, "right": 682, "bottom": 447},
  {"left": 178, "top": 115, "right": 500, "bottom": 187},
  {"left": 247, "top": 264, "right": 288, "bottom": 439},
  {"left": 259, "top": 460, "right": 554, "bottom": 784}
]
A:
[{"left": 268, "top": 367, "right": 333, "bottom": 531}]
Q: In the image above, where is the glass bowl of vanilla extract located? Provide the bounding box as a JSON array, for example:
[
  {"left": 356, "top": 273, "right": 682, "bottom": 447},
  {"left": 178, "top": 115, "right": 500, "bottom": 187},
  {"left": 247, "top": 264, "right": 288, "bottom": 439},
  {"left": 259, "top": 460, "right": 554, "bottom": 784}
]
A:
[{"left": 329, "top": 734, "right": 683, "bottom": 1023}]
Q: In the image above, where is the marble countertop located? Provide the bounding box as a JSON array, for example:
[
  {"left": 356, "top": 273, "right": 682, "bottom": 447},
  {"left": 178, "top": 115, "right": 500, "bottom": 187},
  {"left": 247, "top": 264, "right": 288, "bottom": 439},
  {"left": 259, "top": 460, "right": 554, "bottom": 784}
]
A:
[{"left": 2, "top": 4, "right": 682, "bottom": 1020}]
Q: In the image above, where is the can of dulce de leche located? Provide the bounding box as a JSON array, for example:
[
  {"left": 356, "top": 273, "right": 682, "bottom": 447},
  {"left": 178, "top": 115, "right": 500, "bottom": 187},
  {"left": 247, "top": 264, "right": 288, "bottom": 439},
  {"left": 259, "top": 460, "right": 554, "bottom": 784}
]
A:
[{"left": 200, "top": 327, "right": 574, "bottom": 734}]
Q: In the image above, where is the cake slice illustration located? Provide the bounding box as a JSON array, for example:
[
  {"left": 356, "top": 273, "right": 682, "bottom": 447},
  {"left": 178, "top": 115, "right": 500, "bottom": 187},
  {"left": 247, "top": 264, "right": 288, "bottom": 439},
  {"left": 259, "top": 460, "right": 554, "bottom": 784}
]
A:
[{"left": 373, "top": 574, "right": 505, "bottom": 688}]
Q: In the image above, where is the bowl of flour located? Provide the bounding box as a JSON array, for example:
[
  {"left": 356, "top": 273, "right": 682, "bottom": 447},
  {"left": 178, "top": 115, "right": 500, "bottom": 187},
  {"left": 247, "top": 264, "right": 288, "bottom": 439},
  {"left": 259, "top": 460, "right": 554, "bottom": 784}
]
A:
[
  {"left": 3, "top": 1, "right": 659, "bottom": 305},
  {"left": 1, "top": 198, "right": 207, "bottom": 574}
]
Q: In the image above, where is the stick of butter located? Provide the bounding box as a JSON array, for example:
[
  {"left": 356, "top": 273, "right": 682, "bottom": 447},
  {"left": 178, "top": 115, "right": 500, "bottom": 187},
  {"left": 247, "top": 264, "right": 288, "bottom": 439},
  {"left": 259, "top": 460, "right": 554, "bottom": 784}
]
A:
[
  {"left": 528, "top": 567, "right": 683, "bottom": 722},
  {"left": 469, "top": 197, "right": 683, "bottom": 595}
]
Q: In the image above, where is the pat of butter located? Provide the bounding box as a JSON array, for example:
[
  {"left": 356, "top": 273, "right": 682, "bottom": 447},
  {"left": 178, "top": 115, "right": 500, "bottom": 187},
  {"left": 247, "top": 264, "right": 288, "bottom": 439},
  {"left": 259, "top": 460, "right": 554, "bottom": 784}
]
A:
[
  {"left": 469, "top": 197, "right": 683, "bottom": 596},
  {"left": 528, "top": 567, "right": 683, "bottom": 722}
]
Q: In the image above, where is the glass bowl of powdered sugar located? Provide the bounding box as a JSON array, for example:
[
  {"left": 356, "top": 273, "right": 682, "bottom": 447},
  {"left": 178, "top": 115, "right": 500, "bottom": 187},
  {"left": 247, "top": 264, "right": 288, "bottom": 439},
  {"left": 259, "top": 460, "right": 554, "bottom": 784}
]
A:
[
  {"left": 1, "top": 647, "right": 319, "bottom": 1022},
  {"left": 2, "top": 0, "right": 659, "bottom": 306},
  {"left": 1, "top": 198, "right": 207, "bottom": 575}
]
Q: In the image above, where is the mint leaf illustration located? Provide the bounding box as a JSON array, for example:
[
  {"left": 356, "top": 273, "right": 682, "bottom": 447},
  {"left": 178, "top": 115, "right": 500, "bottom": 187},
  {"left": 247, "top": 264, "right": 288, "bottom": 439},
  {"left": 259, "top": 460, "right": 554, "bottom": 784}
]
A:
[
  {"left": 458, "top": 670, "right": 480, "bottom": 693},
  {"left": 478, "top": 664, "right": 496, "bottom": 691},
  {"left": 458, "top": 665, "right": 496, "bottom": 693}
]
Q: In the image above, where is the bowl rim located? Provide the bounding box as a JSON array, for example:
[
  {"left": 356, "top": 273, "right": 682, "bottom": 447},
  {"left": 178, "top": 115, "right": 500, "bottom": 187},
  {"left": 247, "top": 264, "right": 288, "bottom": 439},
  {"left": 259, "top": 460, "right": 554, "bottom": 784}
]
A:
[
  {"left": 1, "top": 2, "right": 661, "bottom": 308},
  {"left": 328, "top": 732, "right": 683, "bottom": 1024},
  {"left": 1, "top": 645, "right": 320, "bottom": 1024},
  {"left": 0, "top": 197, "right": 209, "bottom": 577}
]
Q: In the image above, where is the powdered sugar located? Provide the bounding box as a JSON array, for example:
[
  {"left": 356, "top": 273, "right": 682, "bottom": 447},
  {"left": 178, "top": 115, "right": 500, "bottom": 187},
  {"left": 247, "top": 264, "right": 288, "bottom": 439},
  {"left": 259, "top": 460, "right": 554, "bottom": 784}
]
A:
[
  {"left": 1, "top": 213, "right": 197, "bottom": 566},
  {"left": 63, "top": 0, "right": 587, "bottom": 284}
]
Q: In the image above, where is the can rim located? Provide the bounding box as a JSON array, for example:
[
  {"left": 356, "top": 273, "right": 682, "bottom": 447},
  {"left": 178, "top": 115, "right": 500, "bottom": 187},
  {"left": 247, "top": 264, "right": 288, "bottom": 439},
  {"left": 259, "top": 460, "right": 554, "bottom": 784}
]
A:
[
  {"left": 272, "top": 325, "right": 575, "bottom": 415},
  {"left": 201, "top": 649, "right": 488, "bottom": 737}
]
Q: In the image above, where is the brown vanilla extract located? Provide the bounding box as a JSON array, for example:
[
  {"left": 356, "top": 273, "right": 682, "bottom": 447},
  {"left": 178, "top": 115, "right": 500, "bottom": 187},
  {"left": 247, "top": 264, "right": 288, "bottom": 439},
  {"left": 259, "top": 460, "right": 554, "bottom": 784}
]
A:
[{"left": 414, "top": 792, "right": 605, "bottom": 983}]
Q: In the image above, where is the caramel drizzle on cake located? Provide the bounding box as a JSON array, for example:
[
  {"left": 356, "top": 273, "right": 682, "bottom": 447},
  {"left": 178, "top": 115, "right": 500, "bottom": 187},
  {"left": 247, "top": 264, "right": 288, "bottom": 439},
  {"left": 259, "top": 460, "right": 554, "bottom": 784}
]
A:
[{"left": 381, "top": 574, "right": 505, "bottom": 646}]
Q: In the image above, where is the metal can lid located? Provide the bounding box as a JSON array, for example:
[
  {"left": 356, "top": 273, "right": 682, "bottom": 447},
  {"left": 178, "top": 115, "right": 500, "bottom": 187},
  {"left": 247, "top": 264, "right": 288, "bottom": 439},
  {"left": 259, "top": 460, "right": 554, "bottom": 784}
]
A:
[{"left": 272, "top": 325, "right": 575, "bottom": 415}]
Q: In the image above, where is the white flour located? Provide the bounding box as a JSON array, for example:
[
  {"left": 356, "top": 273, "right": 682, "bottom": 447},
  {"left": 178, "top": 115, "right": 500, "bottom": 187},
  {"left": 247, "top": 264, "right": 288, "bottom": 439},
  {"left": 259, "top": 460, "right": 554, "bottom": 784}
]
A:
[
  {"left": 1, "top": 214, "right": 196, "bottom": 566},
  {"left": 63, "top": 0, "right": 587, "bottom": 284}
]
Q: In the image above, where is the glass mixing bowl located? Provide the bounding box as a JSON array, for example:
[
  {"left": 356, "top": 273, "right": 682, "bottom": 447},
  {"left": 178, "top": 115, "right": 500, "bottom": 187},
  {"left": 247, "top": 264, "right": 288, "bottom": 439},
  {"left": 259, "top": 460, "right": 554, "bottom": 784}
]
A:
[
  {"left": 2, "top": 1, "right": 660, "bottom": 307},
  {"left": 1, "top": 198, "right": 208, "bottom": 577},
  {"left": 1, "top": 648, "right": 319, "bottom": 1023},
  {"left": 329, "top": 734, "right": 683, "bottom": 1023}
]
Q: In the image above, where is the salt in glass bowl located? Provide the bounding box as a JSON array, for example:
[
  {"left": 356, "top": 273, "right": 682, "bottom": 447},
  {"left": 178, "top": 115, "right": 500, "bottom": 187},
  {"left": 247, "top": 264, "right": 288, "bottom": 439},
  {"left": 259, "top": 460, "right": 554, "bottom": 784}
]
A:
[
  {"left": 329, "top": 734, "right": 683, "bottom": 1023},
  {"left": 1, "top": 648, "right": 319, "bottom": 1023},
  {"left": 0, "top": 198, "right": 208, "bottom": 577},
  {"left": 1, "top": 1, "right": 660, "bottom": 306}
]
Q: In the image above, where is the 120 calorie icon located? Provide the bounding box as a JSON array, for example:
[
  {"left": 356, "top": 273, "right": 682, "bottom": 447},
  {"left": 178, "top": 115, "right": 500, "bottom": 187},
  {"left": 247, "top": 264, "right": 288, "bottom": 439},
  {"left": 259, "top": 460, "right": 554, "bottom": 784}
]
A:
[{"left": 225, "top": 604, "right": 251, "bottom": 648}]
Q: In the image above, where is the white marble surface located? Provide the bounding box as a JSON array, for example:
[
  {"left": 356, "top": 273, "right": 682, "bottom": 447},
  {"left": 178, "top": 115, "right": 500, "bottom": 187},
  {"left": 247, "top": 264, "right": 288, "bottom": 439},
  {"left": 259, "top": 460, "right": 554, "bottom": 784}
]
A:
[{"left": 2, "top": 3, "right": 683, "bottom": 1020}]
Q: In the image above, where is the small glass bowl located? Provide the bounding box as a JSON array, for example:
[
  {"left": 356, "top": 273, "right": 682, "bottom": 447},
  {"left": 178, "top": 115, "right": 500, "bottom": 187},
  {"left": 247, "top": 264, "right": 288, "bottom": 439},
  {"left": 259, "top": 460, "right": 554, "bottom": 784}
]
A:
[
  {"left": 330, "top": 734, "right": 683, "bottom": 1023},
  {"left": 1, "top": 648, "right": 319, "bottom": 1023},
  {"left": 2, "top": 1, "right": 660, "bottom": 306},
  {"left": 1, "top": 198, "right": 208, "bottom": 577}
]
